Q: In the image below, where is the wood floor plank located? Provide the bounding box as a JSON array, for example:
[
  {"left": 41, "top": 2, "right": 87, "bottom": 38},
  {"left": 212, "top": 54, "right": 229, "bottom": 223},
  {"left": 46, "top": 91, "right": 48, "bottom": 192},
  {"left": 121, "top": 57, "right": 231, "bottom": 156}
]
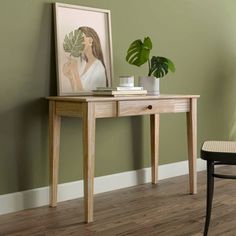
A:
[{"left": 1, "top": 166, "right": 236, "bottom": 235}]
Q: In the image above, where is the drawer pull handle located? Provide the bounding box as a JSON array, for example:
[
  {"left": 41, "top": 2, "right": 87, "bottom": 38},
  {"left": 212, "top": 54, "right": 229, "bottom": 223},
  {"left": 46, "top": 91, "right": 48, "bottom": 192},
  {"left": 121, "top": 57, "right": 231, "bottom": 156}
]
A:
[{"left": 147, "top": 105, "right": 152, "bottom": 110}]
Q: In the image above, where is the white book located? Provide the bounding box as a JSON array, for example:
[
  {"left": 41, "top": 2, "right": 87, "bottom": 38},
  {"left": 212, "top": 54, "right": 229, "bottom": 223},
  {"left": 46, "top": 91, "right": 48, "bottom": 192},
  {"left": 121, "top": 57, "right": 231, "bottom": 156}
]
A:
[
  {"left": 96, "top": 86, "right": 143, "bottom": 91},
  {"left": 92, "top": 90, "right": 147, "bottom": 97}
]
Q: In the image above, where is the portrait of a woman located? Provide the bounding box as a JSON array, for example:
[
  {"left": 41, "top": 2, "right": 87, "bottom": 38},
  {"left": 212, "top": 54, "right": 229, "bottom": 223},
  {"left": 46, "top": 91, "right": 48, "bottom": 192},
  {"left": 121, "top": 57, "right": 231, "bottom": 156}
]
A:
[{"left": 62, "top": 26, "right": 108, "bottom": 92}]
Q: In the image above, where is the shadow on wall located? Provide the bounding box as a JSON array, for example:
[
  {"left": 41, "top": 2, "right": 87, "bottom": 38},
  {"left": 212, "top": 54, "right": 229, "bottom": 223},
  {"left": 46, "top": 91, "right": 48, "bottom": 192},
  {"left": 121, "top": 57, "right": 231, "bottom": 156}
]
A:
[
  {"left": 228, "top": 59, "right": 236, "bottom": 141},
  {"left": 16, "top": 3, "right": 57, "bottom": 192},
  {"left": 16, "top": 3, "right": 57, "bottom": 207},
  {"left": 0, "top": 3, "right": 56, "bottom": 199},
  {"left": 0, "top": 98, "right": 48, "bottom": 195},
  {"left": 229, "top": 108, "right": 236, "bottom": 140},
  {"left": 201, "top": 48, "right": 236, "bottom": 141},
  {"left": 220, "top": 54, "right": 236, "bottom": 141},
  {"left": 35, "top": 3, "right": 57, "bottom": 96},
  {"left": 49, "top": 3, "right": 57, "bottom": 96},
  {"left": 31, "top": 2, "right": 57, "bottom": 98},
  {"left": 131, "top": 116, "right": 145, "bottom": 183},
  {"left": 15, "top": 98, "right": 49, "bottom": 192}
]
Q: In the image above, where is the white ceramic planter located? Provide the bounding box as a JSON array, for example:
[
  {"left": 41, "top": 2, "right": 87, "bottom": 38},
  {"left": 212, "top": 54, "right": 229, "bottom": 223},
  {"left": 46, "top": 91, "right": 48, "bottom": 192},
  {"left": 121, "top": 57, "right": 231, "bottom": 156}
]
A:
[{"left": 139, "top": 76, "right": 160, "bottom": 95}]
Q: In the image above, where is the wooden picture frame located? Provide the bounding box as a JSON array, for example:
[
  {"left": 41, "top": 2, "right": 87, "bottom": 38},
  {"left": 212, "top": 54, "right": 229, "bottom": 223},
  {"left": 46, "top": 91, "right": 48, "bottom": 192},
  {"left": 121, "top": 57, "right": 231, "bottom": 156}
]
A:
[{"left": 54, "top": 3, "right": 113, "bottom": 96}]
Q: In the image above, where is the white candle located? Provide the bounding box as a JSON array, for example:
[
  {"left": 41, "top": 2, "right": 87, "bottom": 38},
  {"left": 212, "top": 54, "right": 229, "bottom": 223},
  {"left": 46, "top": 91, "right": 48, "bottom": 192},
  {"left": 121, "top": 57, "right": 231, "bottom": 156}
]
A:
[{"left": 119, "top": 76, "right": 134, "bottom": 87}]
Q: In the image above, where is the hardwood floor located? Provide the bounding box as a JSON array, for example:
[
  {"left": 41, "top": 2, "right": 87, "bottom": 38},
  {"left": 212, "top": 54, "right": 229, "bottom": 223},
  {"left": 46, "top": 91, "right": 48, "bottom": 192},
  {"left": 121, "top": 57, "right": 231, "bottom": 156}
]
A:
[{"left": 1, "top": 166, "right": 236, "bottom": 235}]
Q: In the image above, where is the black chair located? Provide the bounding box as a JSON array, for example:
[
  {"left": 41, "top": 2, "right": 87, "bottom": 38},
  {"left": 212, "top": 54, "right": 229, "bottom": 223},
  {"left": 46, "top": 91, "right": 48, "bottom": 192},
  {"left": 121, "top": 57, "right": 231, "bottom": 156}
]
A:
[{"left": 201, "top": 140, "right": 236, "bottom": 236}]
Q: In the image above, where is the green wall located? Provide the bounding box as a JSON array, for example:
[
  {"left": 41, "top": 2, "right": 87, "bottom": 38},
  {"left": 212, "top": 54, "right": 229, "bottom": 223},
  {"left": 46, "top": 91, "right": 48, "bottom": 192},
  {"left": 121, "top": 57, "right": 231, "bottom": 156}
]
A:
[{"left": 0, "top": 0, "right": 236, "bottom": 195}]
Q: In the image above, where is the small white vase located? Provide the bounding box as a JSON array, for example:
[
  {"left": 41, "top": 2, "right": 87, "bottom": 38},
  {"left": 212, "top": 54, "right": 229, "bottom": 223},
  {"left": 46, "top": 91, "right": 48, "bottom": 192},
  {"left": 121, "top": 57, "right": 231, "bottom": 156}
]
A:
[{"left": 139, "top": 76, "right": 160, "bottom": 95}]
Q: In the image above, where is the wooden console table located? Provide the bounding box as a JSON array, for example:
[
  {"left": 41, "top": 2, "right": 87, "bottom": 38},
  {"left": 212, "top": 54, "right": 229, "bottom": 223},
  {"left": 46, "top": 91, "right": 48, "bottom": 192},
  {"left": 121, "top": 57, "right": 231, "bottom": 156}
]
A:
[{"left": 47, "top": 94, "right": 200, "bottom": 223}]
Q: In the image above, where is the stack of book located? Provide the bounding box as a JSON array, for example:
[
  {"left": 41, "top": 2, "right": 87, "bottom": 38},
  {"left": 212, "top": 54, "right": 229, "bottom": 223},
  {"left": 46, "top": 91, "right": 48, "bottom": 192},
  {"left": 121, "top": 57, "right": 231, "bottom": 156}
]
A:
[{"left": 92, "top": 86, "right": 147, "bottom": 97}]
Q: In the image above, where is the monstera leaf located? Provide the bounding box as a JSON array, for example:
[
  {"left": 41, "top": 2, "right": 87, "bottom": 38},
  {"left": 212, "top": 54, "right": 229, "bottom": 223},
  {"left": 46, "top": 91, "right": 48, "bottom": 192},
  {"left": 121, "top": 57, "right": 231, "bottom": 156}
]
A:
[
  {"left": 126, "top": 36, "right": 176, "bottom": 78},
  {"left": 126, "top": 37, "right": 152, "bottom": 66},
  {"left": 149, "top": 56, "right": 176, "bottom": 78},
  {"left": 63, "top": 29, "right": 84, "bottom": 57}
]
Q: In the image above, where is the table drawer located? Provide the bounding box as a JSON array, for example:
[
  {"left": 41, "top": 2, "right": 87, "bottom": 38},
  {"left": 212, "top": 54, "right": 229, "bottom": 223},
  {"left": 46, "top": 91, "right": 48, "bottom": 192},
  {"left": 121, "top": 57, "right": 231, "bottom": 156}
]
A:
[
  {"left": 95, "top": 101, "right": 117, "bottom": 118},
  {"left": 118, "top": 99, "right": 190, "bottom": 116}
]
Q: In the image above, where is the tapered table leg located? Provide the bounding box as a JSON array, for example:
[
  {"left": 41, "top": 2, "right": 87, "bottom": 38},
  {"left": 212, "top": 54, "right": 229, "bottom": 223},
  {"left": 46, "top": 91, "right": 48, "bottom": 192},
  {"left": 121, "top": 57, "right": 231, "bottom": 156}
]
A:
[
  {"left": 186, "top": 98, "right": 197, "bottom": 194},
  {"left": 150, "top": 114, "right": 160, "bottom": 184},
  {"left": 83, "top": 103, "right": 96, "bottom": 223},
  {"left": 49, "top": 101, "right": 61, "bottom": 207}
]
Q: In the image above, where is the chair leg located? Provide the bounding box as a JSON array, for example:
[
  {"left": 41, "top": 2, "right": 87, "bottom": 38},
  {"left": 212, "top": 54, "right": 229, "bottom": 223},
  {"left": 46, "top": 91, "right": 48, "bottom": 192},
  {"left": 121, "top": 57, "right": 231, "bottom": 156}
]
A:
[{"left": 204, "top": 161, "right": 215, "bottom": 236}]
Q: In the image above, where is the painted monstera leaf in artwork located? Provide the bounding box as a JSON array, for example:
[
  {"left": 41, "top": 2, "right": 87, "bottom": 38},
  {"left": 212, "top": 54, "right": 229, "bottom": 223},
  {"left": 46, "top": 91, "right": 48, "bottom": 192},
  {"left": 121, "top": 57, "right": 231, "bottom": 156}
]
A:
[{"left": 63, "top": 29, "right": 84, "bottom": 57}]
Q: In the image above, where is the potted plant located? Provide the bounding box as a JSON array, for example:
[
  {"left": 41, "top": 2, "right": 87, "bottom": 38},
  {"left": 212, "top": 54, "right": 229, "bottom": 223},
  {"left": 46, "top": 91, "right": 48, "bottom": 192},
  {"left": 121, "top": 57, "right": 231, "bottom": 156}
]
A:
[{"left": 126, "top": 37, "right": 175, "bottom": 95}]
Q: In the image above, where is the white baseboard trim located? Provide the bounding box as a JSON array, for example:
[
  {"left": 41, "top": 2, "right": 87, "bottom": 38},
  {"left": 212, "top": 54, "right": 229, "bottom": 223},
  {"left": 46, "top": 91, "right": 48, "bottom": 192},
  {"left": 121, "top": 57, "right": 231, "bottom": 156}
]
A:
[{"left": 0, "top": 159, "right": 206, "bottom": 215}]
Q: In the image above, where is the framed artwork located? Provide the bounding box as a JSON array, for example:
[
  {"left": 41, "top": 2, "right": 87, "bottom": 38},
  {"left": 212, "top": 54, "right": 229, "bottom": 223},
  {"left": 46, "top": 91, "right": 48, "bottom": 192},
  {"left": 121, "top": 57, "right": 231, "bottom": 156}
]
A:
[{"left": 54, "top": 3, "right": 113, "bottom": 96}]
